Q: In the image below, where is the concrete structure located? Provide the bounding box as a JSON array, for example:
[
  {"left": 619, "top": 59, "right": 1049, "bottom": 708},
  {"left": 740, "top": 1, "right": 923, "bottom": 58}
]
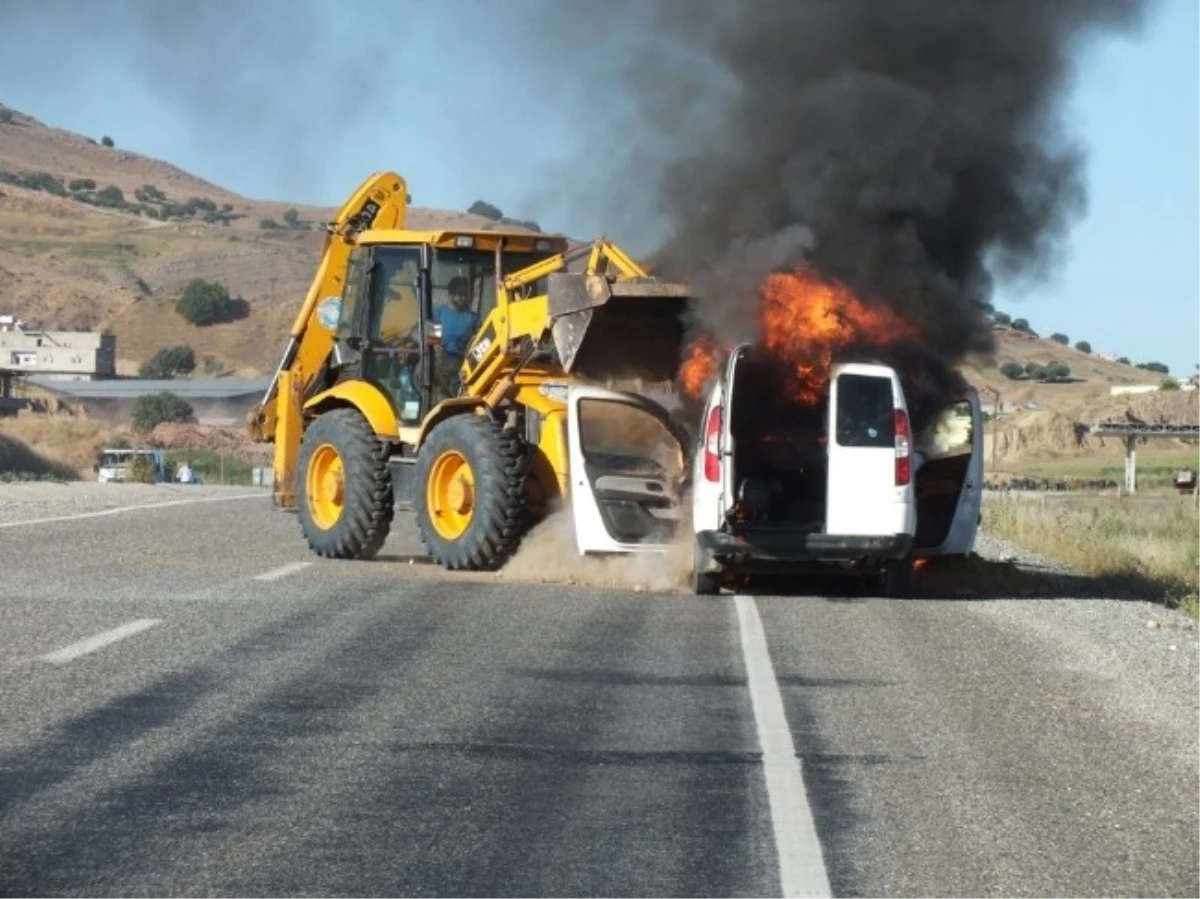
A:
[
  {"left": 0, "top": 316, "right": 116, "bottom": 380},
  {"left": 29, "top": 377, "right": 271, "bottom": 426},
  {"left": 1089, "top": 420, "right": 1200, "bottom": 494}
]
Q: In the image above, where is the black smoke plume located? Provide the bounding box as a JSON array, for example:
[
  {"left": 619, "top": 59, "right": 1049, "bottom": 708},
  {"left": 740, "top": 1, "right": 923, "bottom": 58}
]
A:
[{"left": 622, "top": 0, "right": 1151, "bottom": 426}]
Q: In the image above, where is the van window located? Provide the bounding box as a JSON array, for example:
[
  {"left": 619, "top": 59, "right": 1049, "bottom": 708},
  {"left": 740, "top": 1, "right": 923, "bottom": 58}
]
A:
[{"left": 835, "top": 373, "right": 895, "bottom": 448}]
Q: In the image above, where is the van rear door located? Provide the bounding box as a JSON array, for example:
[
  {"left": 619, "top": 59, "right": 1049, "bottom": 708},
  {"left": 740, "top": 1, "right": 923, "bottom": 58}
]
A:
[
  {"left": 826, "top": 363, "right": 915, "bottom": 537},
  {"left": 691, "top": 344, "right": 746, "bottom": 534},
  {"left": 916, "top": 390, "right": 984, "bottom": 556},
  {"left": 568, "top": 385, "right": 689, "bottom": 554}
]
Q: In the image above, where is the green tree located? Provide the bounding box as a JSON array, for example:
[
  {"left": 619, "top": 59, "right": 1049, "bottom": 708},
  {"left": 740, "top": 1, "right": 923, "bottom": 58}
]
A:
[
  {"left": 999, "top": 361, "right": 1025, "bottom": 380},
  {"left": 282, "top": 208, "right": 301, "bottom": 228},
  {"left": 100, "top": 135, "right": 114, "bottom": 148},
  {"left": 1024, "top": 362, "right": 1047, "bottom": 381},
  {"left": 1137, "top": 361, "right": 1170, "bottom": 374},
  {"left": 1074, "top": 340, "right": 1091, "bottom": 354},
  {"left": 259, "top": 217, "right": 279, "bottom": 229},
  {"left": 993, "top": 311, "right": 1012, "bottom": 326},
  {"left": 1044, "top": 362, "right": 1071, "bottom": 381},
  {"left": 1160, "top": 377, "right": 1181, "bottom": 391},
  {"left": 69, "top": 178, "right": 97, "bottom": 191},
  {"left": 95, "top": 184, "right": 125, "bottom": 207},
  {"left": 1117, "top": 356, "right": 1131, "bottom": 365},
  {"left": 132, "top": 392, "right": 195, "bottom": 433},
  {"left": 139, "top": 345, "right": 196, "bottom": 379},
  {"left": 0, "top": 109, "right": 13, "bottom": 124},
  {"left": 1011, "top": 318, "right": 1037, "bottom": 336},
  {"left": 1049, "top": 332, "right": 1069, "bottom": 345},
  {"left": 175, "top": 279, "right": 236, "bottom": 326}
]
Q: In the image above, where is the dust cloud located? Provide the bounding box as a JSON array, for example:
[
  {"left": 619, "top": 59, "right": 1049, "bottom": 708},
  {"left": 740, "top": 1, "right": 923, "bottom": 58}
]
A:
[{"left": 499, "top": 502, "right": 693, "bottom": 594}]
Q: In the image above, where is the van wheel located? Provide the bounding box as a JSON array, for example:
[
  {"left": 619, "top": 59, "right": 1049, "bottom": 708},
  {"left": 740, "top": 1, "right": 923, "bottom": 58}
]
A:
[
  {"left": 883, "top": 555, "right": 917, "bottom": 598},
  {"left": 693, "top": 542, "right": 720, "bottom": 596}
]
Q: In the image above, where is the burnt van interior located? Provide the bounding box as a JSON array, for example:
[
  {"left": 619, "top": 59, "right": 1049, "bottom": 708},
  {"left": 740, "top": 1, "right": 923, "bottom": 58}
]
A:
[
  {"left": 575, "top": 396, "right": 684, "bottom": 544},
  {"left": 914, "top": 401, "right": 974, "bottom": 549},
  {"left": 728, "top": 357, "right": 828, "bottom": 530}
]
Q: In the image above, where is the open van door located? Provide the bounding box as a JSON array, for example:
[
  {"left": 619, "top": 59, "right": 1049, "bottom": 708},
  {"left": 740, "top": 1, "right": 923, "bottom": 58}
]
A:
[
  {"left": 568, "top": 385, "right": 689, "bottom": 554},
  {"left": 691, "top": 344, "right": 747, "bottom": 534},
  {"left": 826, "top": 363, "right": 916, "bottom": 538},
  {"left": 915, "top": 390, "right": 984, "bottom": 556}
]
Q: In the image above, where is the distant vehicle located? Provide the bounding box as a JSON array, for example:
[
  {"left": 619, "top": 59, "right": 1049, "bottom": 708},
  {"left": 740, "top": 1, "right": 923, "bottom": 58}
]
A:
[
  {"left": 94, "top": 448, "right": 170, "bottom": 484},
  {"left": 1173, "top": 468, "right": 1196, "bottom": 495}
]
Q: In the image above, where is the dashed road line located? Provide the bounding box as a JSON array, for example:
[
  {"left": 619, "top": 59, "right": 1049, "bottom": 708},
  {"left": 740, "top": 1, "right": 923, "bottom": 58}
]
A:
[
  {"left": 39, "top": 619, "right": 162, "bottom": 665},
  {"left": 253, "top": 561, "right": 314, "bottom": 582},
  {"left": 0, "top": 493, "right": 264, "bottom": 529},
  {"left": 735, "top": 594, "right": 832, "bottom": 899}
]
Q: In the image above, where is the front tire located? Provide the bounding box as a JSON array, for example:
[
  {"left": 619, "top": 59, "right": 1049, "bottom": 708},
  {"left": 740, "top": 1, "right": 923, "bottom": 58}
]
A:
[
  {"left": 415, "top": 414, "right": 528, "bottom": 570},
  {"left": 693, "top": 540, "right": 721, "bottom": 595},
  {"left": 296, "top": 408, "right": 394, "bottom": 560}
]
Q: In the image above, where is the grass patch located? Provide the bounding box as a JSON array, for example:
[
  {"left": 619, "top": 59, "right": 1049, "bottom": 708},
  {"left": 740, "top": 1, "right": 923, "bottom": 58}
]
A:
[
  {"left": 984, "top": 494, "right": 1199, "bottom": 616},
  {"left": 0, "top": 433, "right": 79, "bottom": 481}
]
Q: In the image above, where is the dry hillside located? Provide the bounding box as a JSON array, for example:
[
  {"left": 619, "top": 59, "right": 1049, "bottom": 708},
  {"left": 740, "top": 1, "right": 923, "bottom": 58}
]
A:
[{"left": 0, "top": 104, "right": 536, "bottom": 376}]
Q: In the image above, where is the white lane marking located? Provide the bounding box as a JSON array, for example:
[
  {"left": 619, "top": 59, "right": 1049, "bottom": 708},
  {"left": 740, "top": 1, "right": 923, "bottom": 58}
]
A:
[
  {"left": 253, "top": 561, "right": 313, "bottom": 582},
  {"left": 735, "top": 594, "right": 832, "bottom": 899},
  {"left": 39, "top": 619, "right": 162, "bottom": 665},
  {"left": 0, "top": 493, "right": 263, "bottom": 529}
]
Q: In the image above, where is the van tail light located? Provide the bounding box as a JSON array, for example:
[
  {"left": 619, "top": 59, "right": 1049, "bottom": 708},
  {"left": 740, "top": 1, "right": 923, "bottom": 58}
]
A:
[
  {"left": 894, "top": 408, "right": 912, "bottom": 486},
  {"left": 703, "top": 405, "right": 723, "bottom": 482}
]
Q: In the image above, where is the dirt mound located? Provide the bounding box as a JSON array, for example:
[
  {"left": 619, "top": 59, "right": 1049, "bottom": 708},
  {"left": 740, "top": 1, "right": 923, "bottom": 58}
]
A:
[
  {"left": 144, "top": 422, "right": 271, "bottom": 461},
  {"left": 993, "top": 410, "right": 1094, "bottom": 461},
  {"left": 1126, "top": 390, "right": 1199, "bottom": 425}
]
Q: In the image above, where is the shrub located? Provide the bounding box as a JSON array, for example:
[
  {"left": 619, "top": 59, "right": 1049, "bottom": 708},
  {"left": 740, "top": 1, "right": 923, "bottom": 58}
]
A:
[
  {"left": 132, "top": 392, "right": 195, "bottom": 433},
  {"left": 1000, "top": 361, "right": 1025, "bottom": 380},
  {"left": 259, "top": 217, "right": 279, "bottom": 229},
  {"left": 1117, "top": 356, "right": 1131, "bottom": 365},
  {"left": 1024, "top": 362, "right": 1047, "bottom": 381},
  {"left": 139, "top": 345, "right": 196, "bottom": 379},
  {"left": 1044, "top": 362, "right": 1071, "bottom": 381},
  {"left": 1049, "top": 332, "right": 1069, "bottom": 345},
  {"left": 1161, "top": 377, "right": 1181, "bottom": 391},
  {"left": 0, "top": 109, "right": 12, "bottom": 124},
  {"left": 993, "top": 311, "right": 1012, "bottom": 325},
  {"left": 95, "top": 184, "right": 125, "bottom": 207},
  {"left": 282, "top": 208, "right": 301, "bottom": 228},
  {"left": 100, "top": 135, "right": 114, "bottom": 148},
  {"left": 1074, "top": 340, "right": 1091, "bottom": 354},
  {"left": 174, "top": 279, "right": 244, "bottom": 326},
  {"left": 68, "top": 178, "right": 96, "bottom": 191},
  {"left": 1137, "top": 361, "right": 1170, "bottom": 374},
  {"left": 1011, "top": 318, "right": 1037, "bottom": 336}
]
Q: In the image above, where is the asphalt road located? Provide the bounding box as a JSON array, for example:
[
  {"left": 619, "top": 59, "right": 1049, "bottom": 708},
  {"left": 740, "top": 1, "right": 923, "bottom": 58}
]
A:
[{"left": 0, "top": 485, "right": 1196, "bottom": 897}]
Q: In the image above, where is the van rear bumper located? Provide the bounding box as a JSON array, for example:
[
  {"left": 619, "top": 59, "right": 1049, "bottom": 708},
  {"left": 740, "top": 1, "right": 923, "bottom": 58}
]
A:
[{"left": 697, "top": 528, "right": 913, "bottom": 564}]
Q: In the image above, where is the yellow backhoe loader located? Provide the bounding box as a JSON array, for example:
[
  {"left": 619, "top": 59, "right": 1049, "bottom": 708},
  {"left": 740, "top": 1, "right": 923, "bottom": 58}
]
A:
[{"left": 248, "top": 171, "right": 693, "bottom": 570}]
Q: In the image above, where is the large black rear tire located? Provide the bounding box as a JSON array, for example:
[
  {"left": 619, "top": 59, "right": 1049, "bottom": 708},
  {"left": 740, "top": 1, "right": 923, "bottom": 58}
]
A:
[
  {"left": 883, "top": 554, "right": 917, "bottom": 598},
  {"left": 415, "top": 414, "right": 528, "bottom": 570},
  {"left": 296, "top": 408, "right": 394, "bottom": 560}
]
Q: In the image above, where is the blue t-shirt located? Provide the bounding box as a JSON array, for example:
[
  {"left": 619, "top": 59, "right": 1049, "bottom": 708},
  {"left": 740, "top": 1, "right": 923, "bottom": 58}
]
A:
[{"left": 433, "top": 305, "right": 478, "bottom": 357}]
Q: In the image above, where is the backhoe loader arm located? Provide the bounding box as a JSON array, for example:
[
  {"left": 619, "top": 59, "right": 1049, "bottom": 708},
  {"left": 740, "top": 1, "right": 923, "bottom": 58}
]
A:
[
  {"left": 248, "top": 171, "right": 408, "bottom": 443},
  {"left": 458, "top": 237, "right": 684, "bottom": 402}
]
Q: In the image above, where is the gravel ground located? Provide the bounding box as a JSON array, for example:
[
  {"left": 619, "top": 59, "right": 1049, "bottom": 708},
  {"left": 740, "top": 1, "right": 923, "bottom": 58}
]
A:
[{"left": 0, "top": 482, "right": 265, "bottom": 525}]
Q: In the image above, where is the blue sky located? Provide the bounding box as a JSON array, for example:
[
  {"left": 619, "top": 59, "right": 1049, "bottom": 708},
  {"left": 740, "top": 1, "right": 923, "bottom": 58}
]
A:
[{"left": 1, "top": 0, "right": 1195, "bottom": 376}]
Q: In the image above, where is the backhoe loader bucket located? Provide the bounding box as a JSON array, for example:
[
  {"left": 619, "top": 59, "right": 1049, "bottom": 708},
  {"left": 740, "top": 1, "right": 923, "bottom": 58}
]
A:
[{"left": 546, "top": 273, "right": 691, "bottom": 384}]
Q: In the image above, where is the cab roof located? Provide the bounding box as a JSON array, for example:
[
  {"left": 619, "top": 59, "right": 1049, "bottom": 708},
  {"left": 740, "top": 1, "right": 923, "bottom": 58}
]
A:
[{"left": 357, "top": 228, "right": 568, "bottom": 254}]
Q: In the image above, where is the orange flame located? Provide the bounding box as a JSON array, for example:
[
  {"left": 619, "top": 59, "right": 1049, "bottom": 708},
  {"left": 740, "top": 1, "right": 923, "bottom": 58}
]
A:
[
  {"left": 676, "top": 266, "right": 915, "bottom": 405},
  {"left": 679, "top": 333, "right": 724, "bottom": 400},
  {"left": 760, "top": 268, "right": 915, "bottom": 405}
]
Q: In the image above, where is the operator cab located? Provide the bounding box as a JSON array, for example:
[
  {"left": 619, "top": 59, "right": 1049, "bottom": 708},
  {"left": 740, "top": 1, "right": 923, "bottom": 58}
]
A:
[{"left": 330, "top": 230, "right": 565, "bottom": 426}]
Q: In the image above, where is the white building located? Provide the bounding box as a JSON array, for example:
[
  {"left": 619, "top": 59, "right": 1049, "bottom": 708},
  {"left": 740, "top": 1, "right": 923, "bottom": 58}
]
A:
[{"left": 0, "top": 315, "right": 116, "bottom": 380}]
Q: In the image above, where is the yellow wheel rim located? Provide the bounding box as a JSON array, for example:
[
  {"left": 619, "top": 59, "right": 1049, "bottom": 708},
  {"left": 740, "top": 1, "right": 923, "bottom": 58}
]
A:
[
  {"left": 307, "top": 443, "right": 345, "bottom": 530},
  {"left": 427, "top": 449, "right": 475, "bottom": 540}
]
